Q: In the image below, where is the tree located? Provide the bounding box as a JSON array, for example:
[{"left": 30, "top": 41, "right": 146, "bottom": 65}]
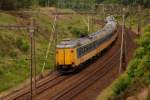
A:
[
  {"left": 0, "top": 0, "right": 34, "bottom": 10},
  {"left": 39, "top": 0, "right": 58, "bottom": 7},
  {"left": 0, "top": 0, "right": 17, "bottom": 10}
]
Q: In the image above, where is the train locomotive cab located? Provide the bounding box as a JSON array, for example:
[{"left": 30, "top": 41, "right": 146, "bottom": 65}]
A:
[{"left": 56, "top": 39, "right": 77, "bottom": 73}]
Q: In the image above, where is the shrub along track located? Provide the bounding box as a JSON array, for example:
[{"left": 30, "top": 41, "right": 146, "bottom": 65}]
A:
[{"left": 1, "top": 25, "right": 137, "bottom": 100}]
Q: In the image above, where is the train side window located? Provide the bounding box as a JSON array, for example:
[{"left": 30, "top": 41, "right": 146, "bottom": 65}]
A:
[
  {"left": 77, "top": 32, "right": 115, "bottom": 58},
  {"left": 83, "top": 47, "right": 85, "bottom": 54},
  {"left": 91, "top": 43, "right": 93, "bottom": 49},
  {"left": 81, "top": 48, "right": 83, "bottom": 56},
  {"left": 82, "top": 47, "right": 85, "bottom": 55}
]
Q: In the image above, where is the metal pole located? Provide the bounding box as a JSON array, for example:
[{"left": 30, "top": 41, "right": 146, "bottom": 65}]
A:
[
  {"left": 129, "top": 6, "right": 132, "bottom": 29},
  {"left": 103, "top": 4, "right": 105, "bottom": 20},
  {"left": 87, "top": 15, "right": 90, "bottom": 32},
  {"left": 48, "top": 0, "right": 49, "bottom": 7},
  {"left": 119, "top": 8, "right": 125, "bottom": 74},
  {"left": 91, "top": 8, "right": 94, "bottom": 32},
  {"left": 33, "top": 23, "right": 36, "bottom": 100},
  {"left": 29, "top": 26, "right": 33, "bottom": 100},
  {"left": 54, "top": 2, "right": 58, "bottom": 71},
  {"left": 137, "top": 5, "right": 141, "bottom": 35},
  {"left": 29, "top": 18, "right": 36, "bottom": 100},
  {"left": 33, "top": 1, "right": 40, "bottom": 99}
]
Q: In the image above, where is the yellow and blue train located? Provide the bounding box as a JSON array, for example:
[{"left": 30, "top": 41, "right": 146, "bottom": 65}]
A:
[{"left": 56, "top": 16, "right": 117, "bottom": 73}]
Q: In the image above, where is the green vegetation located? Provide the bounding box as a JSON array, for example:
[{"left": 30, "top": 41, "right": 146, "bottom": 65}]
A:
[
  {"left": 0, "top": 0, "right": 149, "bottom": 10},
  {"left": 0, "top": 59, "right": 29, "bottom": 92},
  {"left": 16, "top": 37, "right": 30, "bottom": 52},
  {"left": 70, "top": 26, "right": 89, "bottom": 37},
  {"left": 0, "top": 0, "right": 34, "bottom": 10},
  {"left": 117, "top": 25, "right": 149, "bottom": 99},
  {"left": 0, "top": 13, "right": 30, "bottom": 92},
  {"left": 112, "top": 74, "right": 132, "bottom": 95}
]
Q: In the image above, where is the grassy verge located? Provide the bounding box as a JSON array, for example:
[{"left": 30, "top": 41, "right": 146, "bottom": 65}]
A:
[{"left": 97, "top": 73, "right": 130, "bottom": 100}]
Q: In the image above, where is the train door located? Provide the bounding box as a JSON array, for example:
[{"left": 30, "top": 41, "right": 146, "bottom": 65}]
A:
[
  {"left": 56, "top": 49, "right": 65, "bottom": 65},
  {"left": 64, "top": 49, "right": 74, "bottom": 65},
  {"left": 56, "top": 48, "right": 75, "bottom": 65}
]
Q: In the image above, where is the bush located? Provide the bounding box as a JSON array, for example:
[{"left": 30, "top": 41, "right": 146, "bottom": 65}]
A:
[
  {"left": 112, "top": 74, "right": 131, "bottom": 95},
  {"left": 16, "top": 37, "right": 29, "bottom": 52},
  {"left": 137, "top": 33, "right": 150, "bottom": 48},
  {"left": 135, "top": 47, "right": 146, "bottom": 58},
  {"left": 135, "top": 55, "right": 150, "bottom": 84},
  {"left": 110, "top": 24, "right": 150, "bottom": 100},
  {"left": 127, "top": 58, "right": 141, "bottom": 78},
  {"left": 144, "top": 24, "right": 150, "bottom": 33},
  {"left": 9, "top": 49, "right": 18, "bottom": 58},
  {"left": 0, "top": 51, "right": 4, "bottom": 58},
  {"left": 70, "top": 26, "right": 89, "bottom": 37},
  {"left": 0, "top": 0, "right": 33, "bottom": 10},
  {"left": 0, "top": 67, "right": 4, "bottom": 75},
  {"left": 67, "top": 26, "right": 72, "bottom": 30}
]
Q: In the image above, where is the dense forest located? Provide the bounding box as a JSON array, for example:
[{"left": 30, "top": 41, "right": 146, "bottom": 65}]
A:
[{"left": 0, "top": 0, "right": 149, "bottom": 10}]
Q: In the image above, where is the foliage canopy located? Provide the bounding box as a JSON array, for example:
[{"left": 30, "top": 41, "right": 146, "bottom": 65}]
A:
[{"left": 0, "top": 0, "right": 149, "bottom": 10}]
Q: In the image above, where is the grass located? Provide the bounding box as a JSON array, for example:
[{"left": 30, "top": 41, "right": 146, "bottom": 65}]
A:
[
  {"left": 97, "top": 84, "right": 114, "bottom": 100},
  {"left": 0, "top": 59, "right": 29, "bottom": 92},
  {"left": 97, "top": 73, "right": 129, "bottom": 100},
  {"left": 0, "top": 12, "right": 17, "bottom": 24}
]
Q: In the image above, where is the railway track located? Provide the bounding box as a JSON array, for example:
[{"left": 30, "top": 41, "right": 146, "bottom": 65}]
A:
[
  {"left": 1, "top": 25, "right": 137, "bottom": 100},
  {"left": 1, "top": 72, "right": 65, "bottom": 100},
  {"left": 36, "top": 26, "right": 135, "bottom": 100},
  {"left": 52, "top": 51, "right": 121, "bottom": 100},
  {"left": 73, "top": 27, "right": 136, "bottom": 100},
  {"left": 13, "top": 76, "right": 69, "bottom": 100},
  {"left": 50, "top": 26, "right": 135, "bottom": 100}
]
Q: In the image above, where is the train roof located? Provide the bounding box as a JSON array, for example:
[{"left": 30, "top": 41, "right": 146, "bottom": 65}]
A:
[
  {"left": 56, "top": 36, "right": 93, "bottom": 48},
  {"left": 56, "top": 30, "right": 106, "bottom": 48},
  {"left": 57, "top": 16, "right": 116, "bottom": 49}
]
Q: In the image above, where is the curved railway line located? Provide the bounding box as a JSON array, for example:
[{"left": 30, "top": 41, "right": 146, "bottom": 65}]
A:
[
  {"left": 1, "top": 24, "right": 137, "bottom": 100},
  {"left": 52, "top": 28, "right": 135, "bottom": 100},
  {"left": 46, "top": 26, "right": 136, "bottom": 100}
]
